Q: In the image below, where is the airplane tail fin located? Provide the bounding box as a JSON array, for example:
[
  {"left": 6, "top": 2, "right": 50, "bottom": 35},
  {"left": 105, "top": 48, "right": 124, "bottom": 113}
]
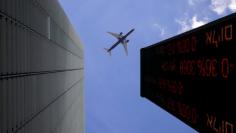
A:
[{"left": 104, "top": 48, "right": 111, "bottom": 56}]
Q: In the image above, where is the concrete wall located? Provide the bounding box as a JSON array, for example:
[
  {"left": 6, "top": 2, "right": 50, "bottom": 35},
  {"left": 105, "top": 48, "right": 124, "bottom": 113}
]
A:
[{"left": 0, "top": 0, "right": 84, "bottom": 133}]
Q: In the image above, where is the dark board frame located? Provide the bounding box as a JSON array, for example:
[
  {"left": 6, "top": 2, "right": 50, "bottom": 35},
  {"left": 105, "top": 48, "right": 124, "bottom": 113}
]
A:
[{"left": 141, "top": 13, "right": 236, "bottom": 133}]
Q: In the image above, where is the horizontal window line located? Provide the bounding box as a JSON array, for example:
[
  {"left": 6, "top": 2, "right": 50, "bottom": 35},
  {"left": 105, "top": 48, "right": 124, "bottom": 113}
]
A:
[
  {"left": 13, "top": 77, "right": 83, "bottom": 133},
  {"left": 0, "top": 68, "right": 84, "bottom": 80},
  {"left": 0, "top": 11, "right": 83, "bottom": 60}
]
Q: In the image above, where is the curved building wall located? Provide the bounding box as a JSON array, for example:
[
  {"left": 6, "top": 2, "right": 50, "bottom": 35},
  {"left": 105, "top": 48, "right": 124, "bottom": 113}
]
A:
[{"left": 0, "top": 0, "right": 84, "bottom": 133}]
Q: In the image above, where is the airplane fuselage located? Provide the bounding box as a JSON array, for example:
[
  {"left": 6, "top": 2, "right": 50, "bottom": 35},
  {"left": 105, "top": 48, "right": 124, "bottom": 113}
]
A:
[{"left": 107, "top": 29, "right": 135, "bottom": 52}]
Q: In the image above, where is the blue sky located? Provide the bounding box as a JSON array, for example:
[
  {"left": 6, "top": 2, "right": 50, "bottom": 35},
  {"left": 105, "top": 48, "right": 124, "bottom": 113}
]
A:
[{"left": 58, "top": 0, "right": 236, "bottom": 133}]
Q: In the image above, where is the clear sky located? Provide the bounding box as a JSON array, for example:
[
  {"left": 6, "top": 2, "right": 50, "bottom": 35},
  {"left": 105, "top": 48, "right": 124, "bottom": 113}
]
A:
[{"left": 58, "top": 0, "right": 236, "bottom": 133}]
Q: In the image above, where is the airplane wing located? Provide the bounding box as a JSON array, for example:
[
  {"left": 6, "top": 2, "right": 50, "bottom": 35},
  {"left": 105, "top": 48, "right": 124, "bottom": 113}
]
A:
[
  {"left": 121, "top": 42, "right": 128, "bottom": 56},
  {"left": 107, "top": 32, "right": 121, "bottom": 39},
  {"left": 105, "top": 39, "right": 122, "bottom": 56}
]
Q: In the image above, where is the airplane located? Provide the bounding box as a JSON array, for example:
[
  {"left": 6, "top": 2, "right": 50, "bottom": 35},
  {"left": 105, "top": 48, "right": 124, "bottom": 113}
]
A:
[{"left": 105, "top": 28, "right": 135, "bottom": 56}]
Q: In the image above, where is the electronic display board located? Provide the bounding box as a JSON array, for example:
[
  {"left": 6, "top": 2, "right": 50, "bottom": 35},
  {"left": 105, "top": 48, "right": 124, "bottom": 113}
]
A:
[{"left": 141, "top": 13, "right": 236, "bottom": 133}]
